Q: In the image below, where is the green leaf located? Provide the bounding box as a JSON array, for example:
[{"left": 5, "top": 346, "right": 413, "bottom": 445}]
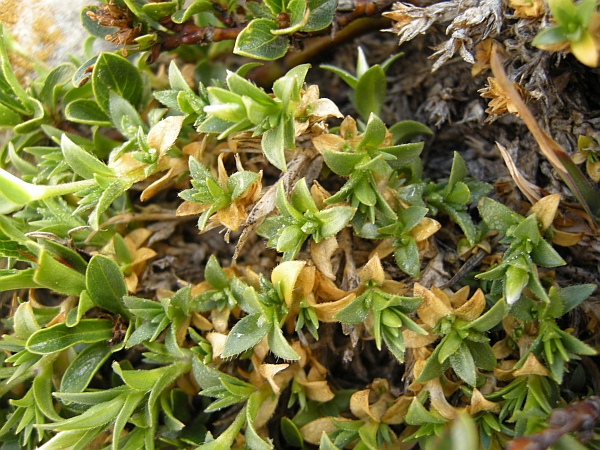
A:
[
  {"left": 558, "top": 284, "right": 595, "bottom": 314},
  {"left": 147, "top": 361, "right": 192, "bottom": 423},
  {"left": 319, "top": 432, "right": 339, "bottom": 450},
  {"left": 33, "top": 362, "right": 63, "bottom": 420},
  {"left": 246, "top": 391, "right": 274, "bottom": 450},
  {"left": 445, "top": 181, "right": 470, "bottom": 205},
  {"left": 416, "top": 344, "right": 448, "bottom": 383},
  {"left": 0, "top": 24, "right": 35, "bottom": 115},
  {"left": 262, "top": 120, "right": 287, "bottom": 171},
  {"left": 37, "top": 394, "right": 125, "bottom": 431},
  {"left": 281, "top": 417, "right": 304, "bottom": 448},
  {"left": 264, "top": 0, "right": 285, "bottom": 14},
  {"left": 505, "top": 263, "right": 529, "bottom": 305},
  {"left": 142, "top": 1, "right": 177, "bottom": 20},
  {"left": 92, "top": 52, "right": 143, "bottom": 113},
  {"left": 197, "top": 406, "right": 247, "bottom": 449},
  {"left": 109, "top": 91, "right": 146, "bottom": 139},
  {"left": 406, "top": 398, "right": 446, "bottom": 425},
  {"left": 531, "top": 238, "right": 565, "bottom": 267},
  {"left": 354, "top": 176, "right": 377, "bottom": 206},
  {"left": 470, "top": 299, "right": 506, "bottom": 332},
  {"left": 358, "top": 113, "right": 387, "bottom": 149},
  {"left": 316, "top": 206, "right": 356, "bottom": 240},
  {"left": 0, "top": 101, "right": 21, "bottom": 127},
  {"left": 322, "top": 150, "right": 366, "bottom": 176},
  {"left": 302, "top": 0, "right": 337, "bottom": 31},
  {"left": 465, "top": 340, "right": 496, "bottom": 371},
  {"left": 394, "top": 240, "right": 420, "bottom": 278},
  {"left": 88, "top": 177, "right": 132, "bottom": 229},
  {"left": 222, "top": 313, "right": 272, "bottom": 357},
  {"left": 234, "top": 19, "right": 289, "bottom": 60},
  {"left": 229, "top": 171, "right": 259, "bottom": 200},
  {"left": 533, "top": 25, "right": 569, "bottom": 46},
  {"left": 438, "top": 331, "right": 463, "bottom": 364},
  {"left": 277, "top": 225, "right": 305, "bottom": 252},
  {"left": 34, "top": 248, "right": 86, "bottom": 296},
  {"left": 205, "top": 255, "right": 229, "bottom": 289},
  {"left": 291, "top": 178, "right": 318, "bottom": 213},
  {"left": 113, "top": 390, "right": 146, "bottom": 450},
  {"left": 26, "top": 319, "right": 113, "bottom": 354},
  {"left": 65, "top": 99, "right": 112, "bottom": 126},
  {"left": 172, "top": 0, "right": 214, "bottom": 23},
  {"left": 354, "top": 66, "right": 386, "bottom": 120},
  {"left": 13, "top": 97, "right": 49, "bottom": 134},
  {"left": 336, "top": 295, "right": 369, "bottom": 324},
  {"left": 60, "top": 341, "right": 113, "bottom": 393},
  {"left": 0, "top": 268, "right": 41, "bottom": 291},
  {"left": 61, "top": 135, "right": 114, "bottom": 179},
  {"left": 449, "top": 342, "right": 477, "bottom": 386},
  {"left": 14, "top": 302, "right": 40, "bottom": 340},
  {"left": 478, "top": 197, "right": 523, "bottom": 234},
  {"left": 268, "top": 325, "right": 300, "bottom": 360},
  {"left": 86, "top": 254, "right": 130, "bottom": 318},
  {"left": 40, "top": 62, "right": 76, "bottom": 108},
  {"left": 446, "top": 152, "right": 467, "bottom": 192},
  {"left": 319, "top": 64, "right": 358, "bottom": 90}
]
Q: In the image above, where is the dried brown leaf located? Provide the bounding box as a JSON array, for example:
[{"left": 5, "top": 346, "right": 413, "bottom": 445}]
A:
[{"left": 311, "top": 236, "right": 339, "bottom": 280}]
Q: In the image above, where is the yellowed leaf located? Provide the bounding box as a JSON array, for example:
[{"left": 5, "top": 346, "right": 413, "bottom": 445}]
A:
[
  {"left": 125, "top": 272, "right": 138, "bottom": 294},
  {"left": 492, "top": 338, "right": 513, "bottom": 359},
  {"left": 314, "top": 272, "right": 349, "bottom": 301},
  {"left": 350, "top": 389, "right": 375, "bottom": 421},
  {"left": 313, "top": 294, "right": 355, "bottom": 322},
  {"left": 360, "top": 255, "right": 385, "bottom": 286},
  {"left": 512, "top": 353, "right": 549, "bottom": 377},
  {"left": 311, "top": 133, "right": 345, "bottom": 153},
  {"left": 254, "top": 391, "right": 279, "bottom": 429},
  {"left": 176, "top": 201, "right": 209, "bottom": 216},
  {"left": 403, "top": 328, "right": 437, "bottom": 348},
  {"left": 272, "top": 261, "right": 307, "bottom": 307},
  {"left": 298, "top": 378, "right": 335, "bottom": 402},
  {"left": 427, "top": 377, "right": 457, "bottom": 420},
  {"left": 147, "top": 116, "right": 185, "bottom": 154},
  {"left": 211, "top": 308, "right": 230, "bottom": 333},
  {"left": 192, "top": 312, "right": 213, "bottom": 331},
  {"left": 206, "top": 332, "right": 227, "bottom": 359},
  {"left": 311, "top": 237, "right": 338, "bottom": 280},
  {"left": 127, "top": 228, "right": 153, "bottom": 248},
  {"left": 468, "top": 388, "right": 501, "bottom": 415},
  {"left": 529, "top": 194, "right": 561, "bottom": 232},
  {"left": 258, "top": 364, "right": 289, "bottom": 395},
  {"left": 300, "top": 417, "right": 352, "bottom": 445},
  {"left": 551, "top": 229, "right": 583, "bottom": 246},
  {"left": 296, "top": 266, "right": 316, "bottom": 297},
  {"left": 369, "top": 238, "right": 396, "bottom": 261},
  {"left": 454, "top": 288, "right": 486, "bottom": 322},
  {"left": 587, "top": 159, "right": 600, "bottom": 182},
  {"left": 414, "top": 283, "right": 452, "bottom": 328},
  {"left": 131, "top": 247, "right": 157, "bottom": 273},
  {"left": 410, "top": 217, "right": 441, "bottom": 243},
  {"left": 381, "top": 395, "right": 412, "bottom": 424},
  {"left": 447, "top": 285, "right": 470, "bottom": 309},
  {"left": 309, "top": 98, "right": 343, "bottom": 121}
]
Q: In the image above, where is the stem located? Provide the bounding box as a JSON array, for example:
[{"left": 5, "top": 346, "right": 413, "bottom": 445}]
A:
[{"left": 152, "top": 0, "right": 395, "bottom": 61}]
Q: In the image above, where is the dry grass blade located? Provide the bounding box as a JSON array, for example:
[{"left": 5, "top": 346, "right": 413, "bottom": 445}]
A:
[
  {"left": 495, "top": 142, "right": 542, "bottom": 205},
  {"left": 490, "top": 43, "right": 600, "bottom": 225}
]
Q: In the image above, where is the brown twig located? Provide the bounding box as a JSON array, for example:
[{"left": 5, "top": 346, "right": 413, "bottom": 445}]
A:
[
  {"left": 506, "top": 396, "right": 600, "bottom": 450},
  {"left": 90, "top": 0, "right": 394, "bottom": 63}
]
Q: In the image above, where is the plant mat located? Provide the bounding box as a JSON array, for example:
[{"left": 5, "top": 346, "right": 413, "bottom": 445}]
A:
[{"left": 1, "top": 1, "right": 600, "bottom": 449}]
